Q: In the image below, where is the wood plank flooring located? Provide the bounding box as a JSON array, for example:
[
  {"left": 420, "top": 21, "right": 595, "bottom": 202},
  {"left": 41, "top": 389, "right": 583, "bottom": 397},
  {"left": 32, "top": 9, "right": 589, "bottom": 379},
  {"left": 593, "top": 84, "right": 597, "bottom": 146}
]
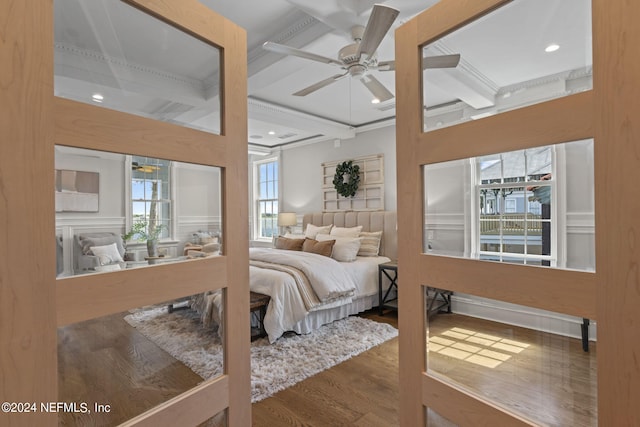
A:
[
  {"left": 57, "top": 309, "right": 596, "bottom": 426},
  {"left": 251, "top": 311, "right": 399, "bottom": 427}
]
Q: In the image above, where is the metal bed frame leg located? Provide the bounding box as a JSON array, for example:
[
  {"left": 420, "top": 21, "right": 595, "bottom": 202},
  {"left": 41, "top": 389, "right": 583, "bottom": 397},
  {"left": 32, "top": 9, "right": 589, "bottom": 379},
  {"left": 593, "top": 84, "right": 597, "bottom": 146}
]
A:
[{"left": 581, "top": 318, "right": 590, "bottom": 352}]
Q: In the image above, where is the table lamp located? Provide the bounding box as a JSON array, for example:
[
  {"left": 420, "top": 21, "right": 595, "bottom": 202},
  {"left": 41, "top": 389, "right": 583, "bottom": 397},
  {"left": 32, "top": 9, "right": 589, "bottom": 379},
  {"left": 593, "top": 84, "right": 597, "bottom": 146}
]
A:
[{"left": 277, "top": 212, "right": 297, "bottom": 235}]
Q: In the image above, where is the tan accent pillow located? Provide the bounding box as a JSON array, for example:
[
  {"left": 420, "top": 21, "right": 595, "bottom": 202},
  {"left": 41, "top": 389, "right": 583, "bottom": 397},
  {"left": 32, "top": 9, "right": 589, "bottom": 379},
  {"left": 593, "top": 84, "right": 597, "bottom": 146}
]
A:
[
  {"left": 358, "top": 231, "right": 383, "bottom": 256},
  {"left": 274, "top": 236, "right": 305, "bottom": 251},
  {"left": 302, "top": 238, "right": 335, "bottom": 257}
]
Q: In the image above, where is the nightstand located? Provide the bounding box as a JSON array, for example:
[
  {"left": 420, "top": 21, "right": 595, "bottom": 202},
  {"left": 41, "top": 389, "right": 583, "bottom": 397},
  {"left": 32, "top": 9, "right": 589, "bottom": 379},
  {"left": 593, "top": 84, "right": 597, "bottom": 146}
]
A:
[
  {"left": 378, "top": 261, "right": 452, "bottom": 317},
  {"left": 378, "top": 261, "right": 398, "bottom": 315},
  {"left": 426, "top": 287, "right": 452, "bottom": 317}
]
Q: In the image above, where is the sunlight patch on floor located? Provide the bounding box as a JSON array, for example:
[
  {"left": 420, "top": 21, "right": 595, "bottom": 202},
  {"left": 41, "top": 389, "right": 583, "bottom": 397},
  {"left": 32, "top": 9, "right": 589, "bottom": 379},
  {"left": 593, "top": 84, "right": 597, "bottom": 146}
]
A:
[{"left": 428, "top": 327, "right": 531, "bottom": 368}]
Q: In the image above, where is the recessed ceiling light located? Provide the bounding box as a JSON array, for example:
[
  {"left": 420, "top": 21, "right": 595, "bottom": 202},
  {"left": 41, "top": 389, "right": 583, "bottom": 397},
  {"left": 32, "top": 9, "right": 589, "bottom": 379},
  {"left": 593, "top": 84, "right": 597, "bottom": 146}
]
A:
[
  {"left": 371, "top": 98, "right": 380, "bottom": 104},
  {"left": 545, "top": 43, "right": 560, "bottom": 53},
  {"left": 92, "top": 93, "right": 104, "bottom": 103},
  {"left": 268, "top": 130, "right": 276, "bottom": 135}
]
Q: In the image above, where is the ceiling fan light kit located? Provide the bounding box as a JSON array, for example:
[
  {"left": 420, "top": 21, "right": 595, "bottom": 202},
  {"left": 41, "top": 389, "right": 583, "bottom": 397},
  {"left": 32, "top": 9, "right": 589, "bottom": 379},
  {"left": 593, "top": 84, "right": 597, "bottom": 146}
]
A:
[{"left": 262, "top": 4, "right": 462, "bottom": 104}]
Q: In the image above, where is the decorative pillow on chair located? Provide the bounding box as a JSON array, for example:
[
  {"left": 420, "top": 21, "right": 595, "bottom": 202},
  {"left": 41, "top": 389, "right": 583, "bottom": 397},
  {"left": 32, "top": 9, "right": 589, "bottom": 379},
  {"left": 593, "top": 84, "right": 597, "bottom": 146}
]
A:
[
  {"left": 79, "top": 234, "right": 126, "bottom": 258},
  {"left": 94, "top": 263, "right": 122, "bottom": 272},
  {"left": 302, "top": 238, "right": 335, "bottom": 257},
  {"left": 329, "top": 225, "right": 363, "bottom": 238},
  {"left": 274, "top": 236, "right": 305, "bottom": 251},
  {"left": 316, "top": 234, "right": 362, "bottom": 262},
  {"left": 90, "top": 243, "right": 125, "bottom": 265},
  {"left": 304, "top": 224, "right": 332, "bottom": 239}
]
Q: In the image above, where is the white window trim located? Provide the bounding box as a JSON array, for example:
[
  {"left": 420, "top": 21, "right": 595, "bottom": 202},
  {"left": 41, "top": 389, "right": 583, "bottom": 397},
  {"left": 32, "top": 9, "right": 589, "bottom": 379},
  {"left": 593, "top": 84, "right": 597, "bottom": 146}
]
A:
[
  {"left": 469, "top": 146, "right": 567, "bottom": 267},
  {"left": 251, "top": 154, "right": 280, "bottom": 242},
  {"left": 125, "top": 155, "right": 176, "bottom": 243}
]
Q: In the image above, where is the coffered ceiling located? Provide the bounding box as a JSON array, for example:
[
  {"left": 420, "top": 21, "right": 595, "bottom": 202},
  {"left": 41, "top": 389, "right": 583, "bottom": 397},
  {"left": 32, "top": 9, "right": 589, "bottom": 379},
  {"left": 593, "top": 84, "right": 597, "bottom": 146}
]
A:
[{"left": 53, "top": 0, "right": 593, "bottom": 152}]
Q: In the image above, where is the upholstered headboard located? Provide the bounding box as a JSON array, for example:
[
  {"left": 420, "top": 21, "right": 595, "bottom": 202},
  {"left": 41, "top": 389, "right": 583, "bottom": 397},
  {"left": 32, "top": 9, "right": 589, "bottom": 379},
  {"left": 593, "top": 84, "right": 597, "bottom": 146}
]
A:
[{"left": 302, "top": 211, "right": 397, "bottom": 261}]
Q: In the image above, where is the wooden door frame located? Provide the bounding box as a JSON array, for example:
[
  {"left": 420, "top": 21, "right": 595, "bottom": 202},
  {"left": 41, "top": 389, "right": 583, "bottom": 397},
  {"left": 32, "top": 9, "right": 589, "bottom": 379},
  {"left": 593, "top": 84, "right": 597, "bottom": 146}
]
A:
[
  {"left": 0, "top": 1, "right": 57, "bottom": 425},
  {"left": 397, "top": 0, "right": 640, "bottom": 424},
  {"left": 1, "top": 1, "right": 250, "bottom": 425}
]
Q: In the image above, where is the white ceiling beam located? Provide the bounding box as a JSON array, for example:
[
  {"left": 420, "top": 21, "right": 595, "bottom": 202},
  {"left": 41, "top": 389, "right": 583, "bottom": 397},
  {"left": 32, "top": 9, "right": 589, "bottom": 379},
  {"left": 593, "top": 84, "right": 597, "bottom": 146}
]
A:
[
  {"left": 425, "top": 68, "right": 496, "bottom": 110},
  {"left": 248, "top": 97, "right": 355, "bottom": 140}
]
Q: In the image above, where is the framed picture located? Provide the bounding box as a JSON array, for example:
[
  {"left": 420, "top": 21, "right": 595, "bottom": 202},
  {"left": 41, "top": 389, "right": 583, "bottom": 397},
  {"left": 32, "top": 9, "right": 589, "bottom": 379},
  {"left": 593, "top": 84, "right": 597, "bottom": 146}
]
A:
[{"left": 55, "top": 169, "right": 99, "bottom": 212}]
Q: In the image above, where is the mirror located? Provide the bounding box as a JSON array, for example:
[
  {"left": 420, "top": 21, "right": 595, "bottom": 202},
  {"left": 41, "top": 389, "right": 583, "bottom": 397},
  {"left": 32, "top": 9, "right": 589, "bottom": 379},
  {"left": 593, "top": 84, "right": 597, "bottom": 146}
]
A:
[
  {"left": 425, "top": 287, "right": 597, "bottom": 426},
  {"left": 54, "top": 0, "right": 222, "bottom": 134},
  {"left": 424, "top": 139, "right": 595, "bottom": 271},
  {"left": 55, "top": 146, "right": 222, "bottom": 278},
  {"left": 422, "top": 0, "right": 592, "bottom": 132},
  {"left": 58, "top": 291, "right": 226, "bottom": 425}
]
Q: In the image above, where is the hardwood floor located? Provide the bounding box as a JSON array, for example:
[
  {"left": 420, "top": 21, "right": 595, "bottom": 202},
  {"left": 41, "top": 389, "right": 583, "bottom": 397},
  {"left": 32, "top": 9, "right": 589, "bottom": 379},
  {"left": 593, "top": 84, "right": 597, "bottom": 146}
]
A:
[
  {"left": 58, "top": 309, "right": 596, "bottom": 426},
  {"left": 251, "top": 311, "right": 399, "bottom": 427},
  {"left": 57, "top": 312, "right": 203, "bottom": 426},
  {"left": 427, "top": 314, "right": 597, "bottom": 427}
]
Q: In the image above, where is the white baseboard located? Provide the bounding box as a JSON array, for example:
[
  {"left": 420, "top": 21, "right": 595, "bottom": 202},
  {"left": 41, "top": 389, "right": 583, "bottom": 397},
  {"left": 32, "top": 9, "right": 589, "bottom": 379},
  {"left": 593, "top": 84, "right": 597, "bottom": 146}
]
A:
[{"left": 450, "top": 295, "right": 597, "bottom": 342}]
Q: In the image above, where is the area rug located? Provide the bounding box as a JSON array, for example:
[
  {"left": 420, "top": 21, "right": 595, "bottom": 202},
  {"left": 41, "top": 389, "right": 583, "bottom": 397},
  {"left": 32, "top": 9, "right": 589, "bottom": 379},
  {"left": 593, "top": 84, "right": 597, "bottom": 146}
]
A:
[{"left": 124, "top": 307, "right": 397, "bottom": 402}]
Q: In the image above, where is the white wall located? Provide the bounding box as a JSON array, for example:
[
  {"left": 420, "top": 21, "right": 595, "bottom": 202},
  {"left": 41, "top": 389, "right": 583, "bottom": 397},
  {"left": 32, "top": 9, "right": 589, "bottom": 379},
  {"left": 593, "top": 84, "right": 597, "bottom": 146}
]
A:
[
  {"left": 280, "top": 125, "right": 396, "bottom": 213},
  {"left": 174, "top": 162, "right": 222, "bottom": 254}
]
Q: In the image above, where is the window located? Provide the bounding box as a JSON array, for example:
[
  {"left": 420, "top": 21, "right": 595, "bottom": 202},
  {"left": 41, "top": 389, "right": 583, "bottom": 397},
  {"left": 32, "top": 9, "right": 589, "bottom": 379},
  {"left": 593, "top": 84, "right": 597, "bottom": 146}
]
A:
[
  {"left": 475, "top": 146, "right": 554, "bottom": 266},
  {"left": 130, "top": 156, "right": 171, "bottom": 240},
  {"left": 255, "top": 158, "right": 278, "bottom": 239}
]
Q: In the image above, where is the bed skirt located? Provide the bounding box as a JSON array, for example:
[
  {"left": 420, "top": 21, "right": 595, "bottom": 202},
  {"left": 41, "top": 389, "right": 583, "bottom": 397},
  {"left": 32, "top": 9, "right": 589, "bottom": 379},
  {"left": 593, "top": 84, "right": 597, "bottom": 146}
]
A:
[{"left": 283, "top": 293, "right": 378, "bottom": 336}]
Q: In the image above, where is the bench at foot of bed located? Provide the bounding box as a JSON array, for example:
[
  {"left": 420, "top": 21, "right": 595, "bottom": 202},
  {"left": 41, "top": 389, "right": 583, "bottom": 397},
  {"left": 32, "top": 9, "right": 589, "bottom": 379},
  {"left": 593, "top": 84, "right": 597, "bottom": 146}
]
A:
[{"left": 250, "top": 292, "right": 270, "bottom": 341}]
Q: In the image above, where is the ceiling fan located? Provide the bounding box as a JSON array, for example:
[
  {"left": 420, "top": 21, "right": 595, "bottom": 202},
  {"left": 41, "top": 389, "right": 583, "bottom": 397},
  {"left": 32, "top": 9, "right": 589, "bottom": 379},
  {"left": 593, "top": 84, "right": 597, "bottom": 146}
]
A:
[
  {"left": 132, "top": 162, "right": 160, "bottom": 173},
  {"left": 263, "top": 4, "right": 461, "bottom": 102}
]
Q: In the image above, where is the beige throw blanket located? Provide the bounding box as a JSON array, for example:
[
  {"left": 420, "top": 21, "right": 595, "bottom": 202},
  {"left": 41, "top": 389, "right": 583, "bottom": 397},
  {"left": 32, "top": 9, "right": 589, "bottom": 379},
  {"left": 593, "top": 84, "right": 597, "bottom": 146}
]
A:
[
  {"left": 250, "top": 260, "right": 321, "bottom": 311},
  {"left": 249, "top": 248, "right": 356, "bottom": 303}
]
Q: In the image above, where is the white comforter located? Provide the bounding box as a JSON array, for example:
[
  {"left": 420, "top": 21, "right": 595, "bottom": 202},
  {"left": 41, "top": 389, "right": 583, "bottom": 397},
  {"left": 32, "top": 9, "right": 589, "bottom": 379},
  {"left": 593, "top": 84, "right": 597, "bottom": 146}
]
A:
[
  {"left": 192, "top": 248, "right": 382, "bottom": 343},
  {"left": 249, "top": 247, "right": 357, "bottom": 342}
]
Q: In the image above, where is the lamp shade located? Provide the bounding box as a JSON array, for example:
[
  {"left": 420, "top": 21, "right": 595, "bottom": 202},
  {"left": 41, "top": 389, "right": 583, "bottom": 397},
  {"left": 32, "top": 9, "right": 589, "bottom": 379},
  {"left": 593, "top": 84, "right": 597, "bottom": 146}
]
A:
[{"left": 277, "top": 212, "right": 297, "bottom": 227}]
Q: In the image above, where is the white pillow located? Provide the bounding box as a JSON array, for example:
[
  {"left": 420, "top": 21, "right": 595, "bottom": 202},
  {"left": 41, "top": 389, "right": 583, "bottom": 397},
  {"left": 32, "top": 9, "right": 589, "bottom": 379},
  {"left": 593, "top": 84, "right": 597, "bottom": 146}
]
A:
[
  {"left": 316, "top": 234, "right": 362, "bottom": 262},
  {"left": 90, "top": 243, "right": 125, "bottom": 265},
  {"left": 304, "top": 223, "right": 332, "bottom": 239},
  {"left": 330, "top": 225, "right": 363, "bottom": 238}
]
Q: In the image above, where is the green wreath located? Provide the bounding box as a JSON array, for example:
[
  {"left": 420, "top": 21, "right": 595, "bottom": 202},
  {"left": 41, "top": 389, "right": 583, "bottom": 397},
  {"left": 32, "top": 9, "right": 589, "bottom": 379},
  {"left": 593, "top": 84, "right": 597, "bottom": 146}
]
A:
[{"left": 333, "top": 160, "right": 360, "bottom": 198}]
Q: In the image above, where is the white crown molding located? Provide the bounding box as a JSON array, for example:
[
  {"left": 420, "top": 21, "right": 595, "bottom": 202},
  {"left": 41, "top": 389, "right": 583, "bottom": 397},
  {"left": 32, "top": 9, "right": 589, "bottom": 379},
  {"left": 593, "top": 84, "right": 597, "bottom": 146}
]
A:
[
  {"left": 278, "top": 134, "right": 336, "bottom": 151},
  {"left": 55, "top": 43, "right": 209, "bottom": 93}
]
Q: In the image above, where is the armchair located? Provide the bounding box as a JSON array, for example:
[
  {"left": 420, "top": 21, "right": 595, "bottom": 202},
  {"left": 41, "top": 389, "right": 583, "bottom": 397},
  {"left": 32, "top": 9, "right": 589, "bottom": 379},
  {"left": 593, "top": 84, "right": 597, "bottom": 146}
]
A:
[{"left": 74, "top": 232, "right": 126, "bottom": 273}]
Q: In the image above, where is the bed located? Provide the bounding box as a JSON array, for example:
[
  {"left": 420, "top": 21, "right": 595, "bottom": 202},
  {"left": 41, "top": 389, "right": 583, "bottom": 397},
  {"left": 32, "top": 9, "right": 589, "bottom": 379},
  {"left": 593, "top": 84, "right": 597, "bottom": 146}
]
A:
[{"left": 194, "top": 210, "right": 397, "bottom": 343}]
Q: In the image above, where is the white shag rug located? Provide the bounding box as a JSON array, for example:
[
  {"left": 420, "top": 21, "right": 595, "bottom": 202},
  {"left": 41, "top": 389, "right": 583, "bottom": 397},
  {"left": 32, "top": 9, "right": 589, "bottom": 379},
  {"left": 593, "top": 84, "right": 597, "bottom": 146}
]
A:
[{"left": 124, "top": 307, "right": 397, "bottom": 402}]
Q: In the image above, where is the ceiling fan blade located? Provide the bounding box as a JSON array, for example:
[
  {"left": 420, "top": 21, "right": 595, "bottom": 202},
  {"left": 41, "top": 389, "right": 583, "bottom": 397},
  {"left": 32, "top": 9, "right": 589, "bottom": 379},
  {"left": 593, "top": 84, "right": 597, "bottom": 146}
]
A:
[
  {"left": 423, "top": 54, "right": 461, "bottom": 69},
  {"left": 263, "top": 41, "right": 344, "bottom": 67},
  {"left": 359, "top": 74, "right": 394, "bottom": 102},
  {"left": 376, "top": 60, "right": 395, "bottom": 71},
  {"left": 358, "top": 4, "right": 399, "bottom": 60},
  {"left": 293, "top": 73, "right": 349, "bottom": 97},
  {"left": 376, "top": 54, "right": 461, "bottom": 72}
]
